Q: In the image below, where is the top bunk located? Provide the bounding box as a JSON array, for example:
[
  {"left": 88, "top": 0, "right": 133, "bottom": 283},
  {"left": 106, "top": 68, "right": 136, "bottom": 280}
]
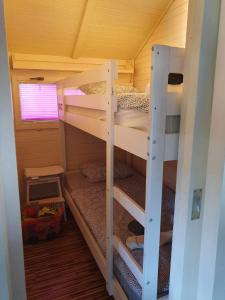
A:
[{"left": 57, "top": 45, "right": 185, "bottom": 161}]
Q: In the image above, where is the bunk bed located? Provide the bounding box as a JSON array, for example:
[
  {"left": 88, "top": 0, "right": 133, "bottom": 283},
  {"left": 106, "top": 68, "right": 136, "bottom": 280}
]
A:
[{"left": 57, "top": 45, "right": 185, "bottom": 300}]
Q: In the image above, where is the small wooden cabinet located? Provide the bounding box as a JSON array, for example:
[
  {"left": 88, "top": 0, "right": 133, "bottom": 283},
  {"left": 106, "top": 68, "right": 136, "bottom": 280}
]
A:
[{"left": 24, "top": 165, "right": 65, "bottom": 206}]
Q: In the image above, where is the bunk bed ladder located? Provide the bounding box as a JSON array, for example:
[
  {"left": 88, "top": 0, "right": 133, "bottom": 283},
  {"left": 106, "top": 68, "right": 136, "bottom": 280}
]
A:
[
  {"left": 112, "top": 46, "right": 181, "bottom": 300},
  {"left": 142, "top": 46, "right": 170, "bottom": 300},
  {"left": 106, "top": 60, "right": 118, "bottom": 295}
]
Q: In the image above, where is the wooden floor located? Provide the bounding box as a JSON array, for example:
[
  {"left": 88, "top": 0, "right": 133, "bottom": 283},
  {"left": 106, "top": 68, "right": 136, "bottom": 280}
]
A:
[{"left": 24, "top": 219, "right": 113, "bottom": 300}]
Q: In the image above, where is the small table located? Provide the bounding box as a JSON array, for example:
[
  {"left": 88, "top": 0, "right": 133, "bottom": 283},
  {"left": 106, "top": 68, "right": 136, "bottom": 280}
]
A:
[{"left": 24, "top": 165, "right": 66, "bottom": 220}]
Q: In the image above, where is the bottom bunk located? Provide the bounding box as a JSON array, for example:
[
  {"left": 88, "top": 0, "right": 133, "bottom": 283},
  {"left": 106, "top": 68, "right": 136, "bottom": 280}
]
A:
[{"left": 63, "top": 163, "right": 175, "bottom": 299}]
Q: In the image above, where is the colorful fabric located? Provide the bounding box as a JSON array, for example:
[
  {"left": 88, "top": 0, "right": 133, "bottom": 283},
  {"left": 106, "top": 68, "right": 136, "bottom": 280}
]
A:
[{"left": 22, "top": 204, "right": 64, "bottom": 243}]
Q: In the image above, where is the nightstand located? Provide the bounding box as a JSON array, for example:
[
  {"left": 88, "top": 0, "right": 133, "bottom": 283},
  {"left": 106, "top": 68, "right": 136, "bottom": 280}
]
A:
[{"left": 24, "top": 165, "right": 66, "bottom": 220}]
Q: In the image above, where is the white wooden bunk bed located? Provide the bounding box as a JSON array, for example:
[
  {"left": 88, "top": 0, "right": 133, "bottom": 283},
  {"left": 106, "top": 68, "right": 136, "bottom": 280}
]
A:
[{"left": 57, "top": 45, "right": 184, "bottom": 300}]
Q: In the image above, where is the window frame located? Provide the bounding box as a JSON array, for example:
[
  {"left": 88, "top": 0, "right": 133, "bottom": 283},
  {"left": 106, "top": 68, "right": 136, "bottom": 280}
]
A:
[
  {"left": 13, "top": 78, "right": 59, "bottom": 131},
  {"left": 19, "top": 82, "right": 59, "bottom": 123}
]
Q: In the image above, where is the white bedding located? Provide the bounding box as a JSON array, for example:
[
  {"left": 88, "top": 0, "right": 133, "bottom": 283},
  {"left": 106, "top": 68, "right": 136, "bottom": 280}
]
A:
[
  {"left": 66, "top": 85, "right": 182, "bottom": 132},
  {"left": 67, "top": 106, "right": 149, "bottom": 131},
  {"left": 114, "top": 109, "right": 149, "bottom": 131}
]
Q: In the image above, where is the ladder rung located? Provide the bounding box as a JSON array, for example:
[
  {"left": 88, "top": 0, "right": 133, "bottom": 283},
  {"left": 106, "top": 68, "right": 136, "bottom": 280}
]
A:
[
  {"left": 113, "top": 186, "right": 145, "bottom": 227},
  {"left": 113, "top": 235, "right": 143, "bottom": 286}
]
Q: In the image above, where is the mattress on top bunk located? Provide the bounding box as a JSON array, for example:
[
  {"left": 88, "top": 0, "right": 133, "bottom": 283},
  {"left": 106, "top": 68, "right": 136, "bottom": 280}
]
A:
[
  {"left": 65, "top": 171, "right": 174, "bottom": 299},
  {"left": 66, "top": 85, "right": 182, "bottom": 132},
  {"left": 66, "top": 106, "right": 149, "bottom": 131}
]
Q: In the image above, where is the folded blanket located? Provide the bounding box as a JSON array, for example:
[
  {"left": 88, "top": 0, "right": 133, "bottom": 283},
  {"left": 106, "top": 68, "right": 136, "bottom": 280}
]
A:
[{"left": 126, "top": 231, "right": 173, "bottom": 250}]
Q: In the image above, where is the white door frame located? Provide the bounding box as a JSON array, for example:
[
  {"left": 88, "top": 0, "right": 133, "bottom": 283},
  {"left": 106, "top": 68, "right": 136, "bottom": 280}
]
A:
[
  {"left": 0, "top": 1, "right": 26, "bottom": 299},
  {"left": 197, "top": 1, "right": 225, "bottom": 299},
  {"left": 169, "top": 0, "right": 221, "bottom": 299}
]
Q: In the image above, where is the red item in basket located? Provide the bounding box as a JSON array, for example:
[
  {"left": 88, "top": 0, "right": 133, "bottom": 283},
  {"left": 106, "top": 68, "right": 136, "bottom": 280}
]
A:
[{"left": 22, "top": 204, "right": 64, "bottom": 243}]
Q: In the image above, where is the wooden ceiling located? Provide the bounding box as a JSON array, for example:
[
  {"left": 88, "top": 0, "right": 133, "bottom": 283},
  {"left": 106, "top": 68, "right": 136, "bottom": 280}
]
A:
[{"left": 5, "top": 0, "right": 172, "bottom": 59}]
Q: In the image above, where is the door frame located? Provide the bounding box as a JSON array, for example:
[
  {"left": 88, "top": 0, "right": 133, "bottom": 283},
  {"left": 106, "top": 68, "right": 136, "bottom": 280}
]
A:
[
  {"left": 169, "top": 0, "right": 221, "bottom": 299},
  {"left": 197, "top": 1, "right": 225, "bottom": 298},
  {"left": 0, "top": 1, "right": 26, "bottom": 299},
  {"left": 0, "top": 0, "right": 222, "bottom": 299}
]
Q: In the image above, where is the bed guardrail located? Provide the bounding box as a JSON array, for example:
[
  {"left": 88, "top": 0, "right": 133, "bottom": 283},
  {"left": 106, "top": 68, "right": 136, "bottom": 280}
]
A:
[
  {"left": 114, "top": 186, "right": 145, "bottom": 227},
  {"left": 113, "top": 235, "right": 144, "bottom": 286},
  {"left": 57, "top": 60, "right": 118, "bottom": 122}
]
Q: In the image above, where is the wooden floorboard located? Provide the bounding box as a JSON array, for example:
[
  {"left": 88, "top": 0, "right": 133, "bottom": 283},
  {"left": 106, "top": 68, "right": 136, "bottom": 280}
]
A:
[{"left": 24, "top": 220, "right": 113, "bottom": 300}]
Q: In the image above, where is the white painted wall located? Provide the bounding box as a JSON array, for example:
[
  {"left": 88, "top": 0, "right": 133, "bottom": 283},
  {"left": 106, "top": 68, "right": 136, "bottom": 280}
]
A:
[
  {"left": 169, "top": 0, "right": 221, "bottom": 299},
  {"left": 0, "top": 1, "right": 26, "bottom": 299},
  {"left": 197, "top": 1, "right": 225, "bottom": 298},
  {"left": 0, "top": 175, "right": 12, "bottom": 300}
]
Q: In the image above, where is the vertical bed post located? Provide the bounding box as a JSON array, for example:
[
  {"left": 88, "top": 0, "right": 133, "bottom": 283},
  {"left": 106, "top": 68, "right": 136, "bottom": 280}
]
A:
[
  {"left": 106, "top": 60, "right": 118, "bottom": 295},
  {"left": 142, "top": 45, "right": 170, "bottom": 300}
]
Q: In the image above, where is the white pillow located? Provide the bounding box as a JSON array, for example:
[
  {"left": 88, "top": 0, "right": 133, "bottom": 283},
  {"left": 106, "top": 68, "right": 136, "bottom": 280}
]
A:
[{"left": 126, "top": 231, "right": 173, "bottom": 250}]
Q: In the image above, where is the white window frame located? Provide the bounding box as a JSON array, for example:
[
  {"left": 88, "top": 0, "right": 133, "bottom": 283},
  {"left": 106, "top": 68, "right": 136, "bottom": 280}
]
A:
[
  {"left": 18, "top": 80, "right": 59, "bottom": 123},
  {"left": 11, "top": 76, "right": 59, "bottom": 131}
]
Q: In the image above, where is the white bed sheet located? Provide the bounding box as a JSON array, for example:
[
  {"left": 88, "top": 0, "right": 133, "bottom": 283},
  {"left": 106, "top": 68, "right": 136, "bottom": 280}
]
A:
[
  {"left": 66, "top": 85, "right": 182, "bottom": 132},
  {"left": 67, "top": 106, "right": 149, "bottom": 131}
]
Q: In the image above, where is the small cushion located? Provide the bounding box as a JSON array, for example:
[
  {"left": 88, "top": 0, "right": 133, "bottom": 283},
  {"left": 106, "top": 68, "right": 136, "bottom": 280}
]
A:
[
  {"left": 80, "top": 160, "right": 134, "bottom": 183},
  {"left": 126, "top": 231, "right": 173, "bottom": 251},
  {"left": 80, "top": 160, "right": 106, "bottom": 183},
  {"left": 126, "top": 235, "right": 144, "bottom": 250}
]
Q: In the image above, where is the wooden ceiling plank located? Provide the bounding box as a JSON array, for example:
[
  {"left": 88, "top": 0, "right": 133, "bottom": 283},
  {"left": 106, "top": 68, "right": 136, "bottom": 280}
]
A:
[
  {"left": 72, "top": 0, "right": 97, "bottom": 58},
  {"left": 5, "top": 0, "right": 176, "bottom": 59},
  {"left": 135, "top": 0, "right": 175, "bottom": 58}
]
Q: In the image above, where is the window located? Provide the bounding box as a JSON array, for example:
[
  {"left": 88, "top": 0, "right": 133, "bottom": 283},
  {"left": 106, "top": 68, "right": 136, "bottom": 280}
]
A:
[{"left": 19, "top": 83, "right": 58, "bottom": 121}]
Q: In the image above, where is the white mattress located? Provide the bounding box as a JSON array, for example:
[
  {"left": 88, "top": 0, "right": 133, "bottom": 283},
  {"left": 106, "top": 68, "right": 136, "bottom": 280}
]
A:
[
  {"left": 67, "top": 106, "right": 149, "bottom": 131},
  {"left": 66, "top": 85, "right": 182, "bottom": 132}
]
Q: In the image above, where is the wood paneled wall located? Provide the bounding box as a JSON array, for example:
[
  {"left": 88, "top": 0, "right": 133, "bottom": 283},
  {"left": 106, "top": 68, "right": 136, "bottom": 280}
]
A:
[
  {"left": 132, "top": 155, "right": 147, "bottom": 176},
  {"left": 134, "top": 0, "right": 189, "bottom": 91},
  {"left": 11, "top": 69, "right": 71, "bottom": 206},
  {"left": 65, "top": 124, "right": 127, "bottom": 171},
  {"left": 15, "top": 129, "right": 61, "bottom": 206},
  {"left": 12, "top": 69, "right": 132, "bottom": 205},
  {"left": 65, "top": 124, "right": 106, "bottom": 171}
]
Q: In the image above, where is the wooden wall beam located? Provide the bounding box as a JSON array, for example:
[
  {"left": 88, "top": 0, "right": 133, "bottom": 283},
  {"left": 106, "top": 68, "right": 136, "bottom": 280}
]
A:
[{"left": 11, "top": 53, "right": 134, "bottom": 74}]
